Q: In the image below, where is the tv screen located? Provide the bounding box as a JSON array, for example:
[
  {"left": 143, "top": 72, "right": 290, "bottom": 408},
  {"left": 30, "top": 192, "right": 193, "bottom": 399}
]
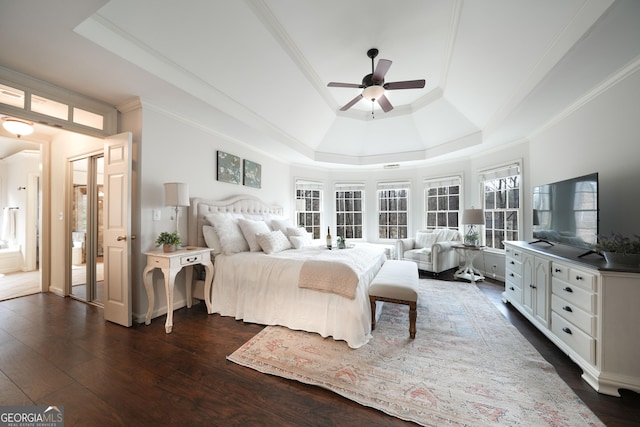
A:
[{"left": 532, "top": 173, "right": 599, "bottom": 249}]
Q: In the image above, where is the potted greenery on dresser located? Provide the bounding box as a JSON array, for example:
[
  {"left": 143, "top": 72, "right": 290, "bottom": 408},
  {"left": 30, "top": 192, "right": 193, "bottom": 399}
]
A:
[
  {"left": 595, "top": 232, "right": 640, "bottom": 267},
  {"left": 155, "top": 231, "right": 182, "bottom": 253}
]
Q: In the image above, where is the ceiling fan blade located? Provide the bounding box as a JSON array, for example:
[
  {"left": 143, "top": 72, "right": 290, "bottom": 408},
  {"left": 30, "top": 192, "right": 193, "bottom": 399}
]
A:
[
  {"left": 339, "top": 94, "right": 363, "bottom": 111},
  {"left": 328, "top": 82, "right": 363, "bottom": 89},
  {"left": 372, "top": 59, "right": 392, "bottom": 83},
  {"left": 383, "top": 79, "right": 426, "bottom": 90},
  {"left": 377, "top": 94, "right": 393, "bottom": 112}
]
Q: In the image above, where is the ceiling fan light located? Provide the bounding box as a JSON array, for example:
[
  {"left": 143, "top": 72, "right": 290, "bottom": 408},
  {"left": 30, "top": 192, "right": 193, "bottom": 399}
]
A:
[
  {"left": 2, "top": 118, "right": 34, "bottom": 137},
  {"left": 362, "top": 85, "right": 384, "bottom": 101}
]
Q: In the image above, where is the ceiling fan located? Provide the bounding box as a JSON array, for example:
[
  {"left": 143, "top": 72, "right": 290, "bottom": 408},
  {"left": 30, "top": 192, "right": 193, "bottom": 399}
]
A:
[{"left": 327, "top": 48, "right": 426, "bottom": 113}]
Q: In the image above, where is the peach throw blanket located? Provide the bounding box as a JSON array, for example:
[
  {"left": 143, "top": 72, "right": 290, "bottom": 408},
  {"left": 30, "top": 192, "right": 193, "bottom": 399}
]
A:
[{"left": 298, "top": 260, "right": 359, "bottom": 299}]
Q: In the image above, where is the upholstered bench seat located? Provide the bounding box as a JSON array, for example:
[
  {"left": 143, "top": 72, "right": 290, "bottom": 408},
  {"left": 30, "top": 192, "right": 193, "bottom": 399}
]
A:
[{"left": 369, "top": 260, "right": 419, "bottom": 339}]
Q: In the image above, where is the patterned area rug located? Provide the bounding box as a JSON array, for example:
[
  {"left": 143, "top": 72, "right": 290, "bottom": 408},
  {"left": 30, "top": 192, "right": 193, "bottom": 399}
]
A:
[{"left": 227, "top": 280, "right": 604, "bottom": 426}]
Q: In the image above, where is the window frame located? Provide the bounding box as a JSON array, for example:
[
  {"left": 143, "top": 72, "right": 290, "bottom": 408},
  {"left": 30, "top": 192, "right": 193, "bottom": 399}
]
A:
[
  {"left": 295, "top": 179, "right": 323, "bottom": 240},
  {"left": 424, "top": 175, "right": 462, "bottom": 232},
  {"left": 377, "top": 181, "right": 410, "bottom": 240},
  {"left": 480, "top": 162, "right": 522, "bottom": 251},
  {"left": 335, "top": 183, "right": 365, "bottom": 240}
]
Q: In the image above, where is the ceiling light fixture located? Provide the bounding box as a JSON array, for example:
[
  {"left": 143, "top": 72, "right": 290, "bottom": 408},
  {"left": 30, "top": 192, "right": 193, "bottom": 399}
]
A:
[
  {"left": 2, "top": 117, "right": 34, "bottom": 138},
  {"left": 362, "top": 85, "right": 384, "bottom": 101}
]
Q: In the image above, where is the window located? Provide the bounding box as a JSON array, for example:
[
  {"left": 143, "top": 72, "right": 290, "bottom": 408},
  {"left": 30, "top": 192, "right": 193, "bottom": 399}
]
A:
[
  {"left": 377, "top": 182, "right": 409, "bottom": 239},
  {"left": 295, "top": 180, "right": 322, "bottom": 239},
  {"left": 335, "top": 183, "right": 364, "bottom": 239},
  {"left": 481, "top": 163, "right": 521, "bottom": 250},
  {"left": 424, "top": 176, "right": 461, "bottom": 231}
]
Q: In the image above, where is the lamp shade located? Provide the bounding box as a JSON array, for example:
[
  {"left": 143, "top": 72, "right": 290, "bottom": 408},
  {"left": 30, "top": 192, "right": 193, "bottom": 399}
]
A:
[
  {"left": 362, "top": 85, "right": 384, "bottom": 101},
  {"left": 164, "top": 182, "right": 189, "bottom": 207},
  {"left": 462, "top": 208, "right": 484, "bottom": 225}
]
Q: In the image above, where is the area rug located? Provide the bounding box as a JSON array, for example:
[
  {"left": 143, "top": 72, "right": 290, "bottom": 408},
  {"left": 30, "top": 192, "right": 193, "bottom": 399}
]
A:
[{"left": 227, "top": 280, "right": 604, "bottom": 426}]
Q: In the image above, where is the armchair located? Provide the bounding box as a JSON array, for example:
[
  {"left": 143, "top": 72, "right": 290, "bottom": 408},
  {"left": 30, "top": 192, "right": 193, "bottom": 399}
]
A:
[{"left": 396, "top": 228, "right": 463, "bottom": 276}]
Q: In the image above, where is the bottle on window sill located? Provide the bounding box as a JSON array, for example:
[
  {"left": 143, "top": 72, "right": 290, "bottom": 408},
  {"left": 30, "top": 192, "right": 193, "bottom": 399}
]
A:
[{"left": 326, "top": 227, "right": 332, "bottom": 250}]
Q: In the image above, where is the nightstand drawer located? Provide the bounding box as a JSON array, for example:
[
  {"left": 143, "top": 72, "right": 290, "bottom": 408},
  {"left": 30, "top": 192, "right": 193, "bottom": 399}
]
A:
[
  {"left": 551, "top": 294, "right": 596, "bottom": 336},
  {"left": 180, "top": 253, "right": 203, "bottom": 265},
  {"left": 552, "top": 312, "right": 595, "bottom": 364},
  {"left": 568, "top": 268, "right": 596, "bottom": 291}
]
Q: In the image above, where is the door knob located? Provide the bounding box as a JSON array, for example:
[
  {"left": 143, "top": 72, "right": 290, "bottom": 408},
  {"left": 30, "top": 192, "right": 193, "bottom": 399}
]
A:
[{"left": 116, "top": 235, "right": 127, "bottom": 241}]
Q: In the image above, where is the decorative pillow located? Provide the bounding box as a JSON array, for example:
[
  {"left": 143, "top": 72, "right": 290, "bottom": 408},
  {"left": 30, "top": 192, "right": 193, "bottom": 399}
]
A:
[
  {"left": 289, "top": 235, "right": 309, "bottom": 249},
  {"left": 270, "top": 218, "right": 294, "bottom": 234},
  {"left": 202, "top": 225, "right": 222, "bottom": 255},
  {"left": 256, "top": 230, "right": 292, "bottom": 254},
  {"left": 237, "top": 218, "right": 271, "bottom": 252},
  {"left": 205, "top": 213, "right": 249, "bottom": 255},
  {"left": 416, "top": 231, "right": 438, "bottom": 249}
]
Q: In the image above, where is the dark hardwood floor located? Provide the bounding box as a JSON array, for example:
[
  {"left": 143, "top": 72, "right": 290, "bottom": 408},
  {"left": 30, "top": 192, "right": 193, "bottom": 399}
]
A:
[{"left": 1, "top": 276, "right": 639, "bottom": 426}]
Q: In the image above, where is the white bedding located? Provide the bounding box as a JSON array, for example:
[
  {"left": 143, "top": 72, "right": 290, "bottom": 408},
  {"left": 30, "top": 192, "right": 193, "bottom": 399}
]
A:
[{"left": 211, "top": 243, "right": 386, "bottom": 348}]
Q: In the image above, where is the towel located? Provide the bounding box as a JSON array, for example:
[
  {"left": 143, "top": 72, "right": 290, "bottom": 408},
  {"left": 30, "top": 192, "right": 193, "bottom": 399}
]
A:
[{"left": 1, "top": 207, "right": 16, "bottom": 242}]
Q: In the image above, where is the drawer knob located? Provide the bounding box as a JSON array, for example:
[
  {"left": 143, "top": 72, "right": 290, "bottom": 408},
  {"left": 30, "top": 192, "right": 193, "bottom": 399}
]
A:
[
  {"left": 576, "top": 275, "right": 583, "bottom": 281},
  {"left": 562, "top": 305, "right": 573, "bottom": 312},
  {"left": 185, "top": 257, "right": 197, "bottom": 262},
  {"left": 530, "top": 284, "right": 536, "bottom": 289},
  {"left": 509, "top": 286, "right": 515, "bottom": 291},
  {"left": 510, "top": 273, "right": 514, "bottom": 277},
  {"left": 563, "top": 287, "right": 573, "bottom": 293},
  {"left": 555, "top": 268, "right": 561, "bottom": 273},
  {"left": 510, "top": 261, "right": 515, "bottom": 265},
  {"left": 562, "top": 327, "right": 572, "bottom": 335}
]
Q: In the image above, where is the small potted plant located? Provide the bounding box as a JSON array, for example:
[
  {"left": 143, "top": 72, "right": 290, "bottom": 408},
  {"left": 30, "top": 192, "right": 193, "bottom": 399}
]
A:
[
  {"left": 155, "top": 231, "right": 182, "bottom": 253},
  {"left": 595, "top": 232, "right": 640, "bottom": 266},
  {"left": 337, "top": 236, "right": 346, "bottom": 249}
]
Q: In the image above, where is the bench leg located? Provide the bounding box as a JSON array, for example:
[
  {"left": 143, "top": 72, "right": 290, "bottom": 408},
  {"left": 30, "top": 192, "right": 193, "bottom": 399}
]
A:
[
  {"left": 369, "top": 296, "right": 377, "bottom": 330},
  {"left": 409, "top": 301, "right": 417, "bottom": 339}
]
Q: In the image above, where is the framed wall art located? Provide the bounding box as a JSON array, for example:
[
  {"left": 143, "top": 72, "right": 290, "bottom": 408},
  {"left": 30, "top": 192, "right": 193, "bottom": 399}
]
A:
[
  {"left": 217, "top": 150, "right": 241, "bottom": 185},
  {"left": 243, "top": 159, "right": 262, "bottom": 188}
]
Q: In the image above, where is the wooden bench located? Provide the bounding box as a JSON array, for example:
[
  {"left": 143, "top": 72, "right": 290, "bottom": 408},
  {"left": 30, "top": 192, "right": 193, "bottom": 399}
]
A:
[{"left": 369, "top": 260, "right": 419, "bottom": 339}]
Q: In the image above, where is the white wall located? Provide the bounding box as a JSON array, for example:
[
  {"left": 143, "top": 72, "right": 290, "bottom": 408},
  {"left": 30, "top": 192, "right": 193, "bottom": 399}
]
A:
[
  {"left": 136, "top": 105, "right": 290, "bottom": 320},
  {"left": 529, "top": 67, "right": 640, "bottom": 238}
]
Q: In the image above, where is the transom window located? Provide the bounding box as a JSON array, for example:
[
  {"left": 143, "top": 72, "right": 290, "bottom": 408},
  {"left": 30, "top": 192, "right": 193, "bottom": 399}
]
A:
[
  {"left": 482, "top": 163, "right": 521, "bottom": 250},
  {"left": 335, "top": 184, "right": 364, "bottom": 239},
  {"left": 377, "top": 182, "right": 409, "bottom": 239}
]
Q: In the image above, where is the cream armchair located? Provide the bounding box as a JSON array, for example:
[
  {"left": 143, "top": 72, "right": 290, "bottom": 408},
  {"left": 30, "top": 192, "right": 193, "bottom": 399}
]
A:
[{"left": 396, "top": 229, "right": 463, "bottom": 276}]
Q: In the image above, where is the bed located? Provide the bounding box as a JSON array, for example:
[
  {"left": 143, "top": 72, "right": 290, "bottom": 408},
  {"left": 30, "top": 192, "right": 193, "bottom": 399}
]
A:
[{"left": 188, "top": 195, "right": 386, "bottom": 348}]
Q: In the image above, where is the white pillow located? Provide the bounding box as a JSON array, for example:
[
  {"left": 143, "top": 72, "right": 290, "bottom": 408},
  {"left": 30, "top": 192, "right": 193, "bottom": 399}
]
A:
[
  {"left": 256, "top": 230, "right": 292, "bottom": 254},
  {"left": 416, "top": 231, "right": 438, "bottom": 249},
  {"left": 205, "top": 213, "right": 249, "bottom": 255},
  {"left": 237, "top": 218, "right": 271, "bottom": 252},
  {"left": 289, "top": 235, "right": 309, "bottom": 249},
  {"left": 270, "top": 218, "right": 294, "bottom": 233},
  {"left": 202, "top": 225, "right": 222, "bottom": 255}
]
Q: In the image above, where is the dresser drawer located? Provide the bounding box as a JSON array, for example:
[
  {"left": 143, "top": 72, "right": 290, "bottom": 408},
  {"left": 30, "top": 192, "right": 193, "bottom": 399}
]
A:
[
  {"left": 504, "top": 278, "right": 523, "bottom": 303},
  {"left": 180, "top": 253, "right": 203, "bottom": 265},
  {"left": 551, "top": 294, "right": 596, "bottom": 336},
  {"left": 568, "top": 268, "right": 596, "bottom": 291},
  {"left": 552, "top": 278, "right": 596, "bottom": 314},
  {"left": 551, "top": 262, "right": 569, "bottom": 281},
  {"left": 551, "top": 312, "right": 595, "bottom": 364},
  {"left": 506, "top": 257, "right": 522, "bottom": 276}
]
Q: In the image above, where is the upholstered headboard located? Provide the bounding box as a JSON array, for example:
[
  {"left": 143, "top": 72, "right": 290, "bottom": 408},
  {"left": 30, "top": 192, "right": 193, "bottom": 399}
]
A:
[{"left": 188, "top": 195, "right": 284, "bottom": 247}]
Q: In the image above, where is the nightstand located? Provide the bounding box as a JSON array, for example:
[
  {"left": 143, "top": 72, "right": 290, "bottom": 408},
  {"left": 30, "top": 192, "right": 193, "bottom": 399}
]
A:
[
  {"left": 143, "top": 247, "right": 214, "bottom": 333},
  {"left": 453, "top": 245, "right": 485, "bottom": 284}
]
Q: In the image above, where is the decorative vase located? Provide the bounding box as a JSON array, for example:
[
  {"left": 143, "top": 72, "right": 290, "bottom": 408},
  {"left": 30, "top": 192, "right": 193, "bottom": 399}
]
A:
[
  {"left": 163, "top": 244, "right": 176, "bottom": 253},
  {"left": 338, "top": 240, "right": 346, "bottom": 249},
  {"left": 602, "top": 251, "right": 640, "bottom": 267}
]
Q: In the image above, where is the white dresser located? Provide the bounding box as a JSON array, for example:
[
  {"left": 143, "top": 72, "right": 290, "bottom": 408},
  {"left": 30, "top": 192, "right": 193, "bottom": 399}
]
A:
[{"left": 503, "top": 241, "right": 640, "bottom": 397}]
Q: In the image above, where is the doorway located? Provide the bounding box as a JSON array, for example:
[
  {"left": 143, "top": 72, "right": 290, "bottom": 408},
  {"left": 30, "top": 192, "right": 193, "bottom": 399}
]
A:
[{"left": 69, "top": 154, "right": 104, "bottom": 305}]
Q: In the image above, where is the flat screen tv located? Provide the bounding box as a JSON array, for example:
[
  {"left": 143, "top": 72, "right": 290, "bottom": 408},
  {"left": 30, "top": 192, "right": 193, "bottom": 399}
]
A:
[{"left": 532, "top": 173, "right": 599, "bottom": 250}]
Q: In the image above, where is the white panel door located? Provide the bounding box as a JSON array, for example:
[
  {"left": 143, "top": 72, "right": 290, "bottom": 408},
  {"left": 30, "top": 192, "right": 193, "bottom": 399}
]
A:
[{"left": 103, "top": 132, "right": 132, "bottom": 326}]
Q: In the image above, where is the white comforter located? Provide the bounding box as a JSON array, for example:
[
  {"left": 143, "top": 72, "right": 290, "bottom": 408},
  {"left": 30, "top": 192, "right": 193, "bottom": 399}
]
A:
[{"left": 211, "top": 243, "right": 386, "bottom": 348}]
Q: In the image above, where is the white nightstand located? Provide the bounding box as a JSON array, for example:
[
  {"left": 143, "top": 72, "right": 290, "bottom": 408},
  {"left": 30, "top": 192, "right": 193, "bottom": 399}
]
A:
[
  {"left": 143, "top": 247, "right": 214, "bottom": 333},
  {"left": 453, "top": 245, "right": 485, "bottom": 284}
]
